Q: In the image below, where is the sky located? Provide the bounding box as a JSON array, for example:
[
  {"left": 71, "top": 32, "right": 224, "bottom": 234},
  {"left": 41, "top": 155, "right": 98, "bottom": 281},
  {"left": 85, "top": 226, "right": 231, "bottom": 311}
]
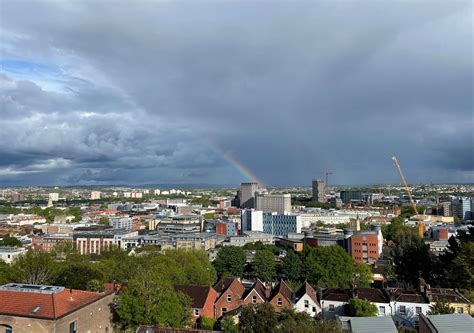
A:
[{"left": 0, "top": 0, "right": 472, "bottom": 187}]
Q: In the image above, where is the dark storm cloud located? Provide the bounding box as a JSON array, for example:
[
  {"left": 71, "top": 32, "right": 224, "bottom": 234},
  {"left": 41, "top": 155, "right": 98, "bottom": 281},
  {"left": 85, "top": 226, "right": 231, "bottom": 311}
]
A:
[{"left": 0, "top": 0, "right": 472, "bottom": 185}]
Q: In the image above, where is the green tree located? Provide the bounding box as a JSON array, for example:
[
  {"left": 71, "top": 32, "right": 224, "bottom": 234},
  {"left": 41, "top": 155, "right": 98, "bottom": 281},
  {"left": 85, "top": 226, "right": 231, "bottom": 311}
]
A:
[
  {"left": 353, "top": 262, "right": 372, "bottom": 288},
  {"left": 282, "top": 250, "right": 302, "bottom": 281},
  {"left": 98, "top": 217, "right": 109, "bottom": 225},
  {"left": 10, "top": 250, "right": 56, "bottom": 285},
  {"left": 0, "top": 237, "right": 22, "bottom": 247},
  {"left": 347, "top": 298, "right": 378, "bottom": 317},
  {"left": 428, "top": 300, "right": 455, "bottom": 315},
  {"left": 252, "top": 249, "right": 276, "bottom": 282},
  {"left": 302, "top": 246, "right": 367, "bottom": 288},
  {"left": 391, "top": 230, "right": 436, "bottom": 287},
  {"left": 239, "top": 303, "right": 277, "bottom": 333},
  {"left": 438, "top": 227, "right": 474, "bottom": 289},
  {"left": 214, "top": 246, "right": 247, "bottom": 278},
  {"left": 52, "top": 262, "right": 104, "bottom": 290},
  {"left": 220, "top": 316, "right": 239, "bottom": 333},
  {"left": 0, "top": 261, "right": 14, "bottom": 284},
  {"left": 200, "top": 316, "right": 216, "bottom": 330},
  {"left": 115, "top": 269, "right": 191, "bottom": 328}
]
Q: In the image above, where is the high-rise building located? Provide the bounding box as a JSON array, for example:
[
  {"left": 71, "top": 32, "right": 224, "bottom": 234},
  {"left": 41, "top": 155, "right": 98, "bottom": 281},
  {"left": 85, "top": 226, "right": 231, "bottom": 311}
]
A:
[
  {"left": 452, "top": 197, "right": 472, "bottom": 221},
  {"left": 255, "top": 193, "right": 291, "bottom": 213},
  {"left": 312, "top": 180, "right": 326, "bottom": 203},
  {"left": 239, "top": 182, "right": 260, "bottom": 209},
  {"left": 438, "top": 201, "right": 452, "bottom": 217}
]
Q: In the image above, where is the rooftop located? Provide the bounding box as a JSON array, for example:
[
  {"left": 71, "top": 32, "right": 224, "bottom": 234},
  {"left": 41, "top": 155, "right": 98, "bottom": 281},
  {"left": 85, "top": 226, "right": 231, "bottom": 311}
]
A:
[
  {"left": 424, "top": 313, "right": 474, "bottom": 333},
  {"left": 0, "top": 283, "right": 111, "bottom": 320}
]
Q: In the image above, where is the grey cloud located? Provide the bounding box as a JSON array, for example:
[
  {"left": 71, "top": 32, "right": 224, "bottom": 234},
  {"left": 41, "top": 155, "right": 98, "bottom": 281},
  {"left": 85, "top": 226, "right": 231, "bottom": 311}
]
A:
[{"left": 0, "top": 0, "right": 472, "bottom": 185}]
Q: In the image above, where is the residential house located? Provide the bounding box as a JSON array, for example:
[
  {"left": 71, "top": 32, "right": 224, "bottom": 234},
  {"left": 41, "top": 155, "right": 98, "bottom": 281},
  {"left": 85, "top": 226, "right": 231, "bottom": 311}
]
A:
[
  {"left": 174, "top": 285, "right": 218, "bottom": 321},
  {"left": 293, "top": 282, "right": 321, "bottom": 317},
  {"left": 0, "top": 283, "right": 114, "bottom": 333},
  {"left": 353, "top": 288, "right": 391, "bottom": 317},
  {"left": 213, "top": 278, "right": 245, "bottom": 318},
  {"left": 320, "top": 289, "right": 351, "bottom": 320},
  {"left": 240, "top": 279, "right": 269, "bottom": 306},
  {"left": 425, "top": 288, "right": 473, "bottom": 315},
  {"left": 389, "top": 288, "right": 430, "bottom": 327},
  {"left": 268, "top": 280, "right": 293, "bottom": 312}
]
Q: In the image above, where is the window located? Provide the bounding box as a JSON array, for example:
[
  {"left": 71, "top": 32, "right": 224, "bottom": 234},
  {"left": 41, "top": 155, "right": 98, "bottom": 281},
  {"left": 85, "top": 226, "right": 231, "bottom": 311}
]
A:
[
  {"left": 457, "top": 307, "right": 464, "bottom": 314},
  {"left": 399, "top": 306, "right": 406, "bottom": 314},
  {"left": 312, "top": 306, "right": 316, "bottom": 313},
  {"left": 304, "top": 300, "right": 309, "bottom": 308},
  {"left": 329, "top": 304, "right": 335, "bottom": 312},
  {"left": 222, "top": 308, "right": 227, "bottom": 315},
  {"left": 416, "top": 307, "right": 422, "bottom": 314},
  {"left": 379, "top": 306, "right": 385, "bottom": 315},
  {"left": 252, "top": 296, "right": 257, "bottom": 304},
  {"left": 277, "top": 298, "right": 282, "bottom": 306},
  {"left": 193, "top": 308, "right": 200, "bottom": 316},
  {"left": 4, "top": 326, "right": 13, "bottom": 333},
  {"left": 227, "top": 294, "right": 231, "bottom": 303},
  {"left": 69, "top": 320, "right": 77, "bottom": 333}
]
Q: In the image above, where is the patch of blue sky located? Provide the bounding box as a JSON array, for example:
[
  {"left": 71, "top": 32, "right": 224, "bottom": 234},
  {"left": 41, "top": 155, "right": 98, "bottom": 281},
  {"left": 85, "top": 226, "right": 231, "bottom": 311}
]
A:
[{"left": 0, "top": 59, "right": 70, "bottom": 92}]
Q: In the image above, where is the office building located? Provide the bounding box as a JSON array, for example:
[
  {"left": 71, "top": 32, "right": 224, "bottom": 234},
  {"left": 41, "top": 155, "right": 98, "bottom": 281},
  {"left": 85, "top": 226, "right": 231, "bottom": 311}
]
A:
[
  {"left": 348, "top": 225, "right": 383, "bottom": 264},
  {"left": 263, "top": 212, "right": 302, "bottom": 237},
  {"left": 241, "top": 209, "right": 301, "bottom": 237},
  {"left": 340, "top": 190, "right": 363, "bottom": 204},
  {"left": 90, "top": 191, "right": 101, "bottom": 200},
  {"left": 241, "top": 209, "right": 263, "bottom": 232},
  {"left": 73, "top": 230, "right": 138, "bottom": 254},
  {"left": 452, "top": 197, "right": 472, "bottom": 221},
  {"left": 438, "top": 201, "right": 452, "bottom": 217},
  {"left": 239, "top": 182, "right": 260, "bottom": 209},
  {"left": 312, "top": 180, "right": 326, "bottom": 203},
  {"left": 109, "top": 216, "right": 133, "bottom": 230},
  {"left": 255, "top": 193, "right": 291, "bottom": 213}
]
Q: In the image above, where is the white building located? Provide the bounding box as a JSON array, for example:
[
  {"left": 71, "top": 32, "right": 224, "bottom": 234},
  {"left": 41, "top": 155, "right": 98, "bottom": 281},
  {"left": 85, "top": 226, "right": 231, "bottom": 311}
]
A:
[
  {"left": 154, "top": 189, "right": 161, "bottom": 195},
  {"left": 0, "top": 247, "right": 26, "bottom": 264},
  {"left": 90, "top": 191, "right": 101, "bottom": 200},
  {"left": 293, "top": 282, "right": 321, "bottom": 317},
  {"left": 224, "top": 231, "right": 274, "bottom": 247},
  {"left": 109, "top": 217, "right": 133, "bottom": 230},
  {"left": 48, "top": 193, "right": 59, "bottom": 202},
  {"left": 241, "top": 209, "right": 263, "bottom": 232}
]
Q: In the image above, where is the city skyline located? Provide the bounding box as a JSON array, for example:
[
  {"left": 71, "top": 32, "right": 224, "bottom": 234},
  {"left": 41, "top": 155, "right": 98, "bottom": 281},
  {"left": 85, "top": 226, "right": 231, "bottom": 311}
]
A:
[{"left": 0, "top": 1, "right": 472, "bottom": 186}]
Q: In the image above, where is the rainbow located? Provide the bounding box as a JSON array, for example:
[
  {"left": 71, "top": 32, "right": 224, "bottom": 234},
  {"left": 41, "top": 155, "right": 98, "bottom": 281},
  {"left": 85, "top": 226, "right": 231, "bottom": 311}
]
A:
[{"left": 206, "top": 140, "right": 264, "bottom": 187}]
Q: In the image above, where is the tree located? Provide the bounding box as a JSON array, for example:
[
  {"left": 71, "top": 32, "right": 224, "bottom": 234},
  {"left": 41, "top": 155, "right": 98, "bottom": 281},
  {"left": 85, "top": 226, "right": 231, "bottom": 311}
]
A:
[
  {"left": 0, "top": 237, "right": 22, "bottom": 247},
  {"left": 302, "top": 246, "right": 368, "bottom": 288},
  {"left": 428, "top": 300, "right": 455, "bottom": 315},
  {"left": 391, "top": 229, "right": 436, "bottom": 287},
  {"left": 220, "top": 316, "right": 239, "bottom": 333},
  {"left": 52, "top": 262, "right": 104, "bottom": 290},
  {"left": 115, "top": 269, "right": 191, "bottom": 328},
  {"left": 239, "top": 303, "right": 277, "bottom": 333},
  {"left": 10, "top": 250, "right": 56, "bottom": 285},
  {"left": 252, "top": 249, "right": 276, "bottom": 282},
  {"left": 200, "top": 316, "right": 216, "bottom": 330},
  {"left": 282, "top": 250, "right": 302, "bottom": 281},
  {"left": 98, "top": 217, "right": 109, "bottom": 225},
  {"left": 353, "top": 262, "right": 372, "bottom": 288},
  {"left": 347, "top": 298, "right": 378, "bottom": 317},
  {"left": 214, "top": 246, "right": 247, "bottom": 278},
  {"left": 438, "top": 227, "right": 474, "bottom": 289}
]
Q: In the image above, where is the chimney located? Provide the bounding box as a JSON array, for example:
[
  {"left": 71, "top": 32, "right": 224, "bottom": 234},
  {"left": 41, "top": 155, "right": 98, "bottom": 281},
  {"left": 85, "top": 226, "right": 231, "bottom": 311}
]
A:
[{"left": 69, "top": 288, "right": 74, "bottom": 301}]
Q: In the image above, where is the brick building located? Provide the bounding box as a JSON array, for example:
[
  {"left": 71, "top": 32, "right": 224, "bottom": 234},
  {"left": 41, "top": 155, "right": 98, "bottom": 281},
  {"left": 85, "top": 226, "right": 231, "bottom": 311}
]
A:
[
  {"left": 0, "top": 283, "right": 115, "bottom": 333},
  {"left": 174, "top": 285, "right": 218, "bottom": 321}
]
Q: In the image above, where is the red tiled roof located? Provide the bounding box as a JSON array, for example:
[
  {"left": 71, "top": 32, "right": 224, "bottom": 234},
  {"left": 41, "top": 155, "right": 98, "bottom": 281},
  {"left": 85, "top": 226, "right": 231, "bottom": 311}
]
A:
[
  {"left": 0, "top": 288, "right": 111, "bottom": 319},
  {"left": 243, "top": 279, "right": 268, "bottom": 301},
  {"left": 295, "top": 282, "right": 319, "bottom": 305},
  {"left": 322, "top": 289, "right": 351, "bottom": 302},
  {"left": 174, "top": 285, "right": 214, "bottom": 308},
  {"left": 270, "top": 280, "right": 293, "bottom": 302}
]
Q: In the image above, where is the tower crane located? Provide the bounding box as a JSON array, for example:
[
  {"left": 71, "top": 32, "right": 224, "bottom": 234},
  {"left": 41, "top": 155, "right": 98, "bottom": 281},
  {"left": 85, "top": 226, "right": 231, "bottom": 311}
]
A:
[{"left": 391, "top": 156, "right": 424, "bottom": 238}]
